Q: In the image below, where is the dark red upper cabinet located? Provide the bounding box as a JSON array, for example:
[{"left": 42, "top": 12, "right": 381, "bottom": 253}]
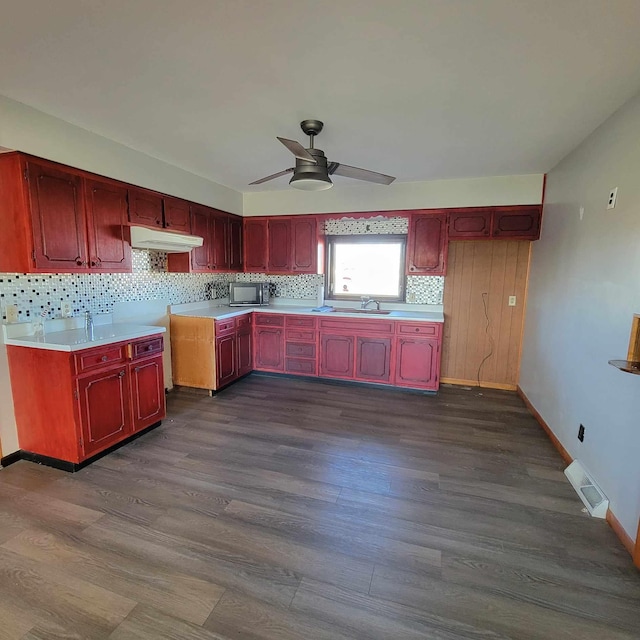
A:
[
  {"left": 210, "top": 212, "right": 229, "bottom": 270},
  {"left": 189, "top": 205, "right": 212, "bottom": 272},
  {"left": 492, "top": 205, "right": 542, "bottom": 240},
  {"left": 26, "top": 161, "right": 88, "bottom": 271},
  {"left": 163, "top": 197, "right": 191, "bottom": 233},
  {"left": 291, "top": 217, "right": 317, "bottom": 273},
  {"left": 448, "top": 208, "right": 492, "bottom": 239},
  {"left": 244, "top": 219, "right": 268, "bottom": 272},
  {"left": 128, "top": 188, "right": 163, "bottom": 227},
  {"left": 406, "top": 212, "right": 447, "bottom": 276},
  {"left": 228, "top": 216, "right": 243, "bottom": 271},
  {"left": 268, "top": 219, "right": 291, "bottom": 272},
  {"left": 85, "top": 179, "right": 131, "bottom": 272}
]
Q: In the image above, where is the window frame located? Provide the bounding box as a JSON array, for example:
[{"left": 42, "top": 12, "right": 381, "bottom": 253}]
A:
[{"left": 325, "top": 234, "right": 407, "bottom": 302}]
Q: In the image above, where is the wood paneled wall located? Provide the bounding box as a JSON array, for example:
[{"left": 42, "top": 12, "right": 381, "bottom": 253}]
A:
[{"left": 442, "top": 241, "right": 531, "bottom": 390}]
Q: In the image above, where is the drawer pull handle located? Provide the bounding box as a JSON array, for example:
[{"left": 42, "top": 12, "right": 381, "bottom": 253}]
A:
[
  {"left": 101, "top": 355, "right": 108, "bottom": 362},
  {"left": 415, "top": 328, "right": 420, "bottom": 332},
  {"left": 147, "top": 345, "right": 153, "bottom": 351}
]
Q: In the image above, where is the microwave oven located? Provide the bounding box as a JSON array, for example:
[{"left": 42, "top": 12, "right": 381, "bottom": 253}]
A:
[{"left": 229, "top": 282, "right": 271, "bottom": 306}]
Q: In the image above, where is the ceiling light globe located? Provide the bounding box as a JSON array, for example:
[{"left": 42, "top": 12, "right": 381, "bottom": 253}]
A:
[{"left": 289, "top": 176, "right": 333, "bottom": 191}]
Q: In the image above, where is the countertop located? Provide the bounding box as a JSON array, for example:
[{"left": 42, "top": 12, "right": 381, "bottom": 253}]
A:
[
  {"left": 3, "top": 323, "right": 166, "bottom": 352},
  {"left": 171, "top": 304, "right": 445, "bottom": 323}
]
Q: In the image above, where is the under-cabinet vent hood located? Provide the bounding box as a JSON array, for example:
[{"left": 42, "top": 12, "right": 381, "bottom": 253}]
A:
[{"left": 130, "top": 226, "right": 204, "bottom": 253}]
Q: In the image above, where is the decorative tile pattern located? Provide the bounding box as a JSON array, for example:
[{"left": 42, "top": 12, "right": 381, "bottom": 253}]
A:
[
  {"left": 237, "top": 273, "right": 324, "bottom": 300},
  {"left": 406, "top": 276, "right": 445, "bottom": 305},
  {"left": 323, "top": 216, "right": 409, "bottom": 235},
  {"left": 0, "top": 250, "right": 231, "bottom": 323}
]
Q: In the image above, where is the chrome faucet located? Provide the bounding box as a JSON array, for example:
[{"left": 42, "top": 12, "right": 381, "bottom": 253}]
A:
[
  {"left": 84, "top": 310, "right": 94, "bottom": 339},
  {"left": 360, "top": 297, "right": 381, "bottom": 310}
]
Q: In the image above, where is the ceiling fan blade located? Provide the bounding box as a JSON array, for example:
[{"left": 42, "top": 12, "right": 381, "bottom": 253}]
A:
[
  {"left": 328, "top": 162, "right": 395, "bottom": 185},
  {"left": 277, "top": 137, "right": 317, "bottom": 163},
  {"left": 248, "top": 168, "right": 294, "bottom": 185}
]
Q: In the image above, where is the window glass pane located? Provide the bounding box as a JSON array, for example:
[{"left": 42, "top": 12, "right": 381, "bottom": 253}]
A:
[{"left": 332, "top": 241, "right": 403, "bottom": 297}]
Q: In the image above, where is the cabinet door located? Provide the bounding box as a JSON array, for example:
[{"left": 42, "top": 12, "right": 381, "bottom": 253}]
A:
[
  {"left": 128, "top": 189, "right": 163, "bottom": 227},
  {"left": 26, "top": 161, "right": 88, "bottom": 271},
  {"left": 448, "top": 209, "right": 492, "bottom": 239},
  {"left": 237, "top": 328, "right": 253, "bottom": 377},
  {"left": 291, "top": 217, "right": 317, "bottom": 273},
  {"left": 394, "top": 337, "right": 439, "bottom": 390},
  {"left": 244, "top": 219, "right": 268, "bottom": 272},
  {"left": 190, "top": 205, "right": 212, "bottom": 272},
  {"left": 406, "top": 213, "right": 447, "bottom": 275},
  {"left": 228, "top": 216, "right": 243, "bottom": 271},
  {"left": 268, "top": 219, "right": 291, "bottom": 272},
  {"left": 211, "top": 213, "right": 229, "bottom": 270},
  {"left": 355, "top": 336, "right": 392, "bottom": 383},
  {"left": 77, "top": 367, "right": 132, "bottom": 458},
  {"left": 492, "top": 206, "right": 541, "bottom": 239},
  {"left": 164, "top": 197, "right": 191, "bottom": 233},
  {"left": 216, "top": 333, "right": 237, "bottom": 387},
  {"left": 85, "top": 179, "right": 132, "bottom": 272},
  {"left": 254, "top": 327, "right": 284, "bottom": 371},
  {"left": 130, "top": 355, "right": 165, "bottom": 432},
  {"left": 319, "top": 334, "right": 354, "bottom": 379}
]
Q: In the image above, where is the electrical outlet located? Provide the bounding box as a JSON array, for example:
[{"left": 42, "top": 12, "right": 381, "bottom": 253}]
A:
[
  {"left": 407, "top": 292, "right": 416, "bottom": 303},
  {"left": 578, "top": 424, "right": 585, "bottom": 442},
  {"left": 508, "top": 296, "right": 516, "bottom": 307},
  {"left": 5, "top": 304, "right": 19, "bottom": 323},
  {"left": 579, "top": 206, "right": 585, "bottom": 220},
  {"left": 61, "top": 301, "right": 72, "bottom": 318},
  {"left": 607, "top": 187, "right": 618, "bottom": 210}
]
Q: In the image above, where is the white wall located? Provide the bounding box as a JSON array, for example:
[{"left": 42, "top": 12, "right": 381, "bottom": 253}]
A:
[
  {"left": 244, "top": 174, "right": 544, "bottom": 216},
  {"left": 520, "top": 91, "right": 640, "bottom": 540},
  {"left": 0, "top": 95, "right": 243, "bottom": 214}
]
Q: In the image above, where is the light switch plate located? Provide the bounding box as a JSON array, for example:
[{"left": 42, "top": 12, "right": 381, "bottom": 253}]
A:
[{"left": 508, "top": 296, "right": 517, "bottom": 307}]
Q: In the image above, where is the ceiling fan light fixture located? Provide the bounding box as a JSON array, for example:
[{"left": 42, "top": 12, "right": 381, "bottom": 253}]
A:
[{"left": 289, "top": 174, "right": 333, "bottom": 191}]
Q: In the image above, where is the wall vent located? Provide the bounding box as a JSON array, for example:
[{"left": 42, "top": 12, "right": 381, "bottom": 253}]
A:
[{"left": 564, "top": 460, "right": 609, "bottom": 518}]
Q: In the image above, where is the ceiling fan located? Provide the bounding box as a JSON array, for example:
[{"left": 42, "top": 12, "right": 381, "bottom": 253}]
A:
[{"left": 249, "top": 119, "right": 396, "bottom": 191}]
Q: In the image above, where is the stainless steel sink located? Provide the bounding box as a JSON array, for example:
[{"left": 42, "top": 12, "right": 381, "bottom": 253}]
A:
[{"left": 331, "top": 307, "right": 392, "bottom": 315}]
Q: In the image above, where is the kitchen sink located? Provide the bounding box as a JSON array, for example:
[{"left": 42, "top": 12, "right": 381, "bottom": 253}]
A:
[{"left": 331, "top": 307, "right": 392, "bottom": 315}]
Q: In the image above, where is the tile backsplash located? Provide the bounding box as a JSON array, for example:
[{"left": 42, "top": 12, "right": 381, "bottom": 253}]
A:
[
  {"left": 0, "top": 251, "right": 233, "bottom": 323},
  {"left": 1, "top": 214, "right": 445, "bottom": 323}
]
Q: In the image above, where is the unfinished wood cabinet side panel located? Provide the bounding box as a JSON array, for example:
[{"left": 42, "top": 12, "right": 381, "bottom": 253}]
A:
[
  {"left": 442, "top": 240, "right": 530, "bottom": 388},
  {"left": 6, "top": 346, "right": 80, "bottom": 461},
  {"left": 170, "top": 316, "right": 216, "bottom": 390}
]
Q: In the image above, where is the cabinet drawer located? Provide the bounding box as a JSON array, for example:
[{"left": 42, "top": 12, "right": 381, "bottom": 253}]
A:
[
  {"left": 254, "top": 314, "right": 285, "bottom": 327},
  {"left": 236, "top": 314, "right": 251, "bottom": 330},
  {"left": 286, "top": 329, "right": 316, "bottom": 342},
  {"left": 285, "top": 358, "right": 316, "bottom": 375},
  {"left": 396, "top": 322, "right": 441, "bottom": 338},
  {"left": 286, "top": 342, "right": 316, "bottom": 359},
  {"left": 76, "top": 344, "right": 126, "bottom": 374},
  {"left": 215, "top": 318, "right": 236, "bottom": 336},
  {"left": 131, "top": 336, "right": 164, "bottom": 360},
  {"left": 285, "top": 316, "right": 317, "bottom": 328},
  {"left": 319, "top": 317, "right": 394, "bottom": 334}
]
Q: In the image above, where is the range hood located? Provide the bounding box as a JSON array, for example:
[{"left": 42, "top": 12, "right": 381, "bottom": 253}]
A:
[{"left": 130, "top": 226, "right": 204, "bottom": 253}]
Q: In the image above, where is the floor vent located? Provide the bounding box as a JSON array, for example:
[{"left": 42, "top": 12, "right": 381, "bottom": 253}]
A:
[{"left": 564, "top": 460, "right": 609, "bottom": 518}]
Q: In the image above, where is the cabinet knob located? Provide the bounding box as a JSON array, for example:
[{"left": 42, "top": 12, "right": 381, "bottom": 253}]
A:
[
  {"left": 410, "top": 266, "right": 416, "bottom": 271},
  {"left": 76, "top": 260, "right": 83, "bottom": 266},
  {"left": 147, "top": 345, "right": 153, "bottom": 351},
  {"left": 134, "top": 367, "right": 141, "bottom": 373},
  {"left": 165, "top": 222, "right": 170, "bottom": 227},
  {"left": 415, "top": 328, "right": 420, "bottom": 332},
  {"left": 101, "top": 355, "right": 108, "bottom": 362},
  {"left": 118, "top": 370, "right": 125, "bottom": 378}
]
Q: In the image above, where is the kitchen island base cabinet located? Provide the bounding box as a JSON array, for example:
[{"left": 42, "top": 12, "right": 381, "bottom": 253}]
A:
[{"left": 7, "top": 335, "right": 165, "bottom": 466}]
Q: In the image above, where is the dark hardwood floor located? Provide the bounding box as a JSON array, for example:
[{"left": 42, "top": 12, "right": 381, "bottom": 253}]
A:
[{"left": 1, "top": 374, "right": 639, "bottom": 639}]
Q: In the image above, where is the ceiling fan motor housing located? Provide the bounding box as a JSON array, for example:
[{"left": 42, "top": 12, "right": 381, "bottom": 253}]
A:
[{"left": 289, "top": 148, "right": 333, "bottom": 190}]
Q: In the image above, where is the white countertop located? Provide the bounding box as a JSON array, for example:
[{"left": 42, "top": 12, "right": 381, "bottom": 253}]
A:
[
  {"left": 171, "top": 303, "right": 444, "bottom": 323},
  {"left": 3, "top": 322, "right": 166, "bottom": 353}
]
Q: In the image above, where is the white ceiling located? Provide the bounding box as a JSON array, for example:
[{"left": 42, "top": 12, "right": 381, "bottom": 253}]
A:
[{"left": 2, "top": 0, "right": 640, "bottom": 193}]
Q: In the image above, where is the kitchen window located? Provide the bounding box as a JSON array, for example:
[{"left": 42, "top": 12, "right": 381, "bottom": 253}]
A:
[{"left": 326, "top": 235, "right": 406, "bottom": 302}]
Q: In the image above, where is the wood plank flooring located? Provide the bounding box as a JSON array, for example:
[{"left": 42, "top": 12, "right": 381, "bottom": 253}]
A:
[{"left": 0, "top": 374, "right": 639, "bottom": 639}]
